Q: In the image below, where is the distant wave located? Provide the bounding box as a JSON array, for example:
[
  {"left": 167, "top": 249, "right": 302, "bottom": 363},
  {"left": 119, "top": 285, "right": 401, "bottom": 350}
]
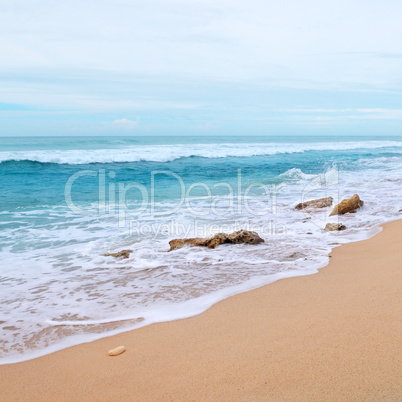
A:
[{"left": 0, "top": 141, "right": 401, "bottom": 165}]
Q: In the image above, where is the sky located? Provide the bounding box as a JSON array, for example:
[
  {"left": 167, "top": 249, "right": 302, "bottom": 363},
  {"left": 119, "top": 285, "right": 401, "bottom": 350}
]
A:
[{"left": 0, "top": 0, "right": 402, "bottom": 136}]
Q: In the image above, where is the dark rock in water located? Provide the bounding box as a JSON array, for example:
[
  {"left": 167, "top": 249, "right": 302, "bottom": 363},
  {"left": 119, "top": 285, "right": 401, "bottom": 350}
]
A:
[
  {"left": 104, "top": 249, "right": 132, "bottom": 259},
  {"left": 329, "top": 194, "right": 364, "bottom": 216},
  {"left": 168, "top": 238, "right": 205, "bottom": 251},
  {"left": 325, "top": 223, "right": 346, "bottom": 231},
  {"left": 168, "top": 230, "right": 264, "bottom": 251},
  {"left": 295, "top": 197, "right": 333, "bottom": 210}
]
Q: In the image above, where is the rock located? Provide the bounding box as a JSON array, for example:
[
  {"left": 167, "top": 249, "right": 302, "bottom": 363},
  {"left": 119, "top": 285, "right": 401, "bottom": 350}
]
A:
[
  {"left": 329, "top": 194, "right": 364, "bottom": 216},
  {"left": 108, "top": 346, "right": 126, "bottom": 356},
  {"left": 325, "top": 223, "right": 346, "bottom": 231},
  {"left": 295, "top": 196, "right": 333, "bottom": 210},
  {"left": 104, "top": 250, "right": 132, "bottom": 259},
  {"left": 168, "top": 230, "right": 264, "bottom": 251},
  {"left": 168, "top": 238, "right": 205, "bottom": 251}
]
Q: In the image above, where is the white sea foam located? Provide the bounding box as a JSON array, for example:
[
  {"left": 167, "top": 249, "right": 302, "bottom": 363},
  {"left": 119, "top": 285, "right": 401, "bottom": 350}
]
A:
[
  {"left": 0, "top": 140, "right": 401, "bottom": 164},
  {"left": 0, "top": 150, "right": 401, "bottom": 364}
]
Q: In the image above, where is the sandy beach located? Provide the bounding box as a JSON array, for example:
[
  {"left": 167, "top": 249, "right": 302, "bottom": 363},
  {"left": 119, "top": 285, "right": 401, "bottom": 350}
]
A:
[{"left": 1, "top": 219, "right": 401, "bottom": 401}]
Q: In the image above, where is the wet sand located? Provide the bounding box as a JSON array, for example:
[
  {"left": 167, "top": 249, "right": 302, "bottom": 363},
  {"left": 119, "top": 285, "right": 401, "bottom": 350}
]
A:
[{"left": 1, "top": 220, "right": 401, "bottom": 401}]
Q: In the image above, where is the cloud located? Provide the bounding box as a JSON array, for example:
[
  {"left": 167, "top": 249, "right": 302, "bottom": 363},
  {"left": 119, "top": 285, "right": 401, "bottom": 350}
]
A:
[
  {"left": 111, "top": 118, "right": 139, "bottom": 129},
  {"left": 351, "top": 109, "right": 402, "bottom": 120},
  {"left": 289, "top": 108, "right": 402, "bottom": 120},
  {"left": 194, "top": 122, "right": 218, "bottom": 131},
  {"left": 1, "top": 0, "right": 401, "bottom": 87},
  {"left": 1, "top": 1, "right": 402, "bottom": 135}
]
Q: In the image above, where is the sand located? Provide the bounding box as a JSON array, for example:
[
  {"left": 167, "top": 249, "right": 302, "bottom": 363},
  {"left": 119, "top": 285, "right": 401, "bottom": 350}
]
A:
[{"left": 0, "top": 220, "right": 401, "bottom": 401}]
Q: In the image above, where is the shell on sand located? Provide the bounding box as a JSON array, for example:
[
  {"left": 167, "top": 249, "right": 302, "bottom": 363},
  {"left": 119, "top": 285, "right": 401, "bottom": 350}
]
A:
[{"left": 108, "top": 346, "right": 126, "bottom": 356}]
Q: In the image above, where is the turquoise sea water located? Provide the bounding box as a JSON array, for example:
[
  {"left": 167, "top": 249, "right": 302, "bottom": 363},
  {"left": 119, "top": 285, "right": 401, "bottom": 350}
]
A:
[{"left": 0, "top": 135, "right": 401, "bottom": 363}]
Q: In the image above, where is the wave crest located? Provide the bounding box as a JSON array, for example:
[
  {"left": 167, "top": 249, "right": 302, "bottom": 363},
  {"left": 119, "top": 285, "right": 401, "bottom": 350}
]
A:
[{"left": 0, "top": 141, "right": 401, "bottom": 165}]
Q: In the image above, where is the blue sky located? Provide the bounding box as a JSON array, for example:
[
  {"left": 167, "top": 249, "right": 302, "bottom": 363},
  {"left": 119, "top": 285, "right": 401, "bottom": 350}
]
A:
[{"left": 1, "top": 0, "right": 402, "bottom": 136}]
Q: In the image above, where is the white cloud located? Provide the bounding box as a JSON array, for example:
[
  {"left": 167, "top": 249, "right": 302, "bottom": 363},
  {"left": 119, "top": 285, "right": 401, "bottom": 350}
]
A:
[
  {"left": 111, "top": 118, "right": 139, "bottom": 128},
  {"left": 351, "top": 109, "right": 402, "bottom": 120},
  {"left": 194, "top": 122, "right": 218, "bottom": 131},
  {"left": 1, "top": 0, "right": 402, "bottom": 131},
  {"left": 0, "top": 0, "right": 401, "bottom": 87},
  {"left": 289, "top": 108, "right": 402, "bottom": 120}
]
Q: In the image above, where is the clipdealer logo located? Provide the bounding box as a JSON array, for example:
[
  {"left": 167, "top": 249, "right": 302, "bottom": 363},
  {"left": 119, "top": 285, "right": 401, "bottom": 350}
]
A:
[{"left": 64, "top": 167, "right": 339, "bottom": 230}]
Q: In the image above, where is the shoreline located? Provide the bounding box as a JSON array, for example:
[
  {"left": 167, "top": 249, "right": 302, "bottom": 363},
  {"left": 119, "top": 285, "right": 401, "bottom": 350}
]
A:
[
  {"left": 0, "top": 221, "right": 384, "bottom": 366},
  {"left": 1, "top": 219, "right": 401, "bottom": 400}
]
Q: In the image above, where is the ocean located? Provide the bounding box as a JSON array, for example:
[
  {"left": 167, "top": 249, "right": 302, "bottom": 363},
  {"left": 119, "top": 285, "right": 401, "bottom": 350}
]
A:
[{"left": 0, "top": 135, "right": 401, "bottom": 364}]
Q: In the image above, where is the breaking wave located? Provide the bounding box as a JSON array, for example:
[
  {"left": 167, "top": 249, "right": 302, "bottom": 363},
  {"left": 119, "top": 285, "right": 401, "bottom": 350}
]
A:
[{"left": 1, "top": 141, "right": 401, "bottom": 165}]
